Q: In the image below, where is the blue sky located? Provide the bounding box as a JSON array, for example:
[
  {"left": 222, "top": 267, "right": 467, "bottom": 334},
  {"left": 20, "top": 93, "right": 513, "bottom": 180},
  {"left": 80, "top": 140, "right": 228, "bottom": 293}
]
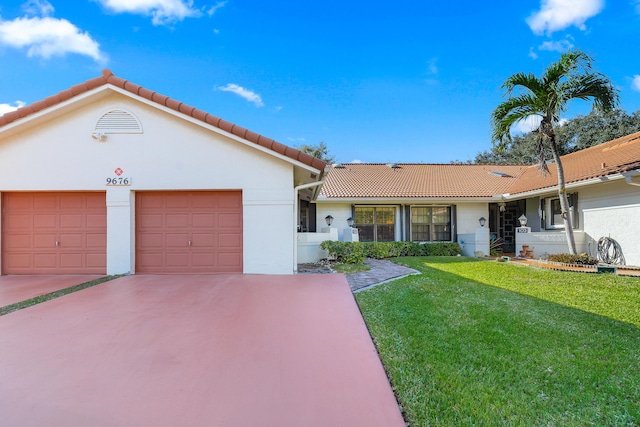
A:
[{"left": 1, "top": 0, "right": 639, "bottom": 164}]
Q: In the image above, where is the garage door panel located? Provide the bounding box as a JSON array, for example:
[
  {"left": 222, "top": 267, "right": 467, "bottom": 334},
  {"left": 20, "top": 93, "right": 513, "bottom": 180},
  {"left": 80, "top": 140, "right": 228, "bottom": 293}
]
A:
[
  {"left": 59, "top": 195, "right": 84, "bottom": 209},
  {"left": 6, "top": 234, "right": 31, "bottom": 249},
  {"left": 59, "top": 234, "right": 83, "bottom": 248},
  {"left": 86, "top": 233, "right": 107, "bottom": 248},
  {"left": 166, "top": 214, "right": 189, "bottom": 228},
  {"left": 192, "top": 213, "right": 215, "bottom": 227},
  {"left": 165, "top": 194, "right": 190, "bottom": 208},
  {"left": 166, "top": 233, "right": 188, "bottom": 247},
  {"left": 219, "top": 234, "right": 241, "bottom": 248},
  {"left": 192, "top": 253, "right": 215, "bottom": 266},
  {"left": 136, "top": 191, "right": 242, "bottom": 273},
  {"left": 60, "top": 214, "right": 84, "bottom": 228},
  {"left": 33, "top": 195, "right": 57, "bottom": 209},
  {"left": 2, "top": 192, "right": 106, "bottom": 274},
  {"left": 218, "top": 253, "right": 242, "bottom": 269},
  {"left": 219, "top": 213, "right": 241, "bottom": 228},
  {"left": 33, "top": 234, "right": 56, "bottom": 248},
  {"left": 192, "top": 234, "right": 215, "bottom": 246},
  {"left": 86, "top": 253, "right": 105, "bottom": 268},
  {"left": 34, "top": 253, "right": 57, "bottom": 268},
  {"left": 166, "top": 253, "right": 189, "bottom": 267},
  {"left": 137, "top": 214, "right": 163, "bottom": 229},
  {"left": 138, "top": 233, "right": 163, "bottom": 249},
  {"left": 5, "top": 254, "right": 29, "bottom": 268},
  {"left": 34, "top": 214, "right": 57, "bottom": 229},
  {"left": 216, "top": 192, "right": 243, "bottom": 208},
  {"left": 4, "top": 214, "right": 30, "bottom": 229},
  {"left": 137, "top": 253, "right": 163, "bottom": 268},
  {"left": 86, "top": 214, "right": 107, "bottom": 228},
  {"left": 60, "top": 253, "right": 83, "bottom": 268}
]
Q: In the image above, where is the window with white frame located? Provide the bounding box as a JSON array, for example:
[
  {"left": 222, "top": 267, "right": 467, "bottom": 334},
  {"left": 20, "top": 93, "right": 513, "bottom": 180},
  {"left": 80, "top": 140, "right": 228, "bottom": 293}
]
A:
[
  {"left": 542, "top": 193, "right": 578, "bottom": 229},
  {"left": 354, "top": 206, "right": 396, "bottom": 242},
  {"left": 411, "top": 206, "right": 452, "bottom": 242}
]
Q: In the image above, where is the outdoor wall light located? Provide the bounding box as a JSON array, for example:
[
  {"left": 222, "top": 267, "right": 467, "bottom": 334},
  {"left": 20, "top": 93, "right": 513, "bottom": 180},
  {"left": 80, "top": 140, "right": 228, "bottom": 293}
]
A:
[
  {"left": 479, "top": 217, "right": 486, "bottom": 227},
  {"left": 518, "top": 214, "right": 528, "bottom": 227},
  {"left": 325, "top": 215, "right": 334, "bottom": 226},
  {"left": 347, "top": 217, "right": 354, "bottom": 227}
]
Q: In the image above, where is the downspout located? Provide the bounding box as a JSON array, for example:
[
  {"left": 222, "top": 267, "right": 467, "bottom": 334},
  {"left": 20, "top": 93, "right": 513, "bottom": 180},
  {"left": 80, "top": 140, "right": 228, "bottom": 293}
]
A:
[{"left": 293, "top": 179, "right": 326, "bottom": 273}]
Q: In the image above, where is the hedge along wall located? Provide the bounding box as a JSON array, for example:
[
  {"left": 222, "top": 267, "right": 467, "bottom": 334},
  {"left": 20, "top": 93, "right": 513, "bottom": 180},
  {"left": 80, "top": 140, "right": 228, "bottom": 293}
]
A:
[{"left": 320, "top": 241, "right": 462, "bottom": 264}]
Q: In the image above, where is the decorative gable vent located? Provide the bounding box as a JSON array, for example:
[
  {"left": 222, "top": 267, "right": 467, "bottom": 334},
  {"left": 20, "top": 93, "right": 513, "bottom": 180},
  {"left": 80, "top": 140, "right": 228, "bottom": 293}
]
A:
[{"left": 94, "top": 109, "right": 143, "bottom": 134}]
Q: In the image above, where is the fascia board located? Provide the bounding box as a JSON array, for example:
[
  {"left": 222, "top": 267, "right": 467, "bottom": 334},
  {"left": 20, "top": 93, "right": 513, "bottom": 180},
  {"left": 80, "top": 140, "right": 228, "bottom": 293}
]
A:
[
  {"left": 500, "top": 173, "right": 627, "bottom": 200},
  {"left": 315, "top": 197, "right": 502, "bottom": 204}
]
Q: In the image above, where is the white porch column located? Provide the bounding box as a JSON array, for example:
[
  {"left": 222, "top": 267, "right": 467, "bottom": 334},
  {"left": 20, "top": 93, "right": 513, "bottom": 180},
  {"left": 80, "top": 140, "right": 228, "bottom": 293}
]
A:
[{"left": 106, "top": 188, "right": 134, "bottom": 275}]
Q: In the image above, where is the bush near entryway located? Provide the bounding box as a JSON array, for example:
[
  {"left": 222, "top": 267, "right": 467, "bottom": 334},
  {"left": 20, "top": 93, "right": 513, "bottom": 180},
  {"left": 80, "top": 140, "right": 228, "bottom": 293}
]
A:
[{"left": 320, "top": 240, "right": 461, "bottom": 264}]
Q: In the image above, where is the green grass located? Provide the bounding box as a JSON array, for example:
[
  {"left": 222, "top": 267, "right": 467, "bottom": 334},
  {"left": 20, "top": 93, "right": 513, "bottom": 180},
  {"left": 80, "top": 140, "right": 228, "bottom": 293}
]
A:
[
  {"left": 0, "top": 275, "right": 122, "bottom": 316},
  {"left": 356, "top": 257, "right": 640, "bottom": 426}
]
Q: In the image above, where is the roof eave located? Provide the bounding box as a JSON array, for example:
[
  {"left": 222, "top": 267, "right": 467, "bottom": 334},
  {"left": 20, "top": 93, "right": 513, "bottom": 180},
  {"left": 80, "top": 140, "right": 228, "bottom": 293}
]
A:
[{"left": 502, "top": 173, "right": 629, "bottom": 199}]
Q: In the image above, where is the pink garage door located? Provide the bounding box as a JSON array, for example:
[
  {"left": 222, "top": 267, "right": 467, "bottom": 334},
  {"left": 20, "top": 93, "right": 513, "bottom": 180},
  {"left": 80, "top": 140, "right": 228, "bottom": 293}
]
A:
[
  {"left": 2, "top": 192, "right": 107, "bottom": 275},
  {"left": 135, "top": 191, "right": 243, "bottom": 274}
]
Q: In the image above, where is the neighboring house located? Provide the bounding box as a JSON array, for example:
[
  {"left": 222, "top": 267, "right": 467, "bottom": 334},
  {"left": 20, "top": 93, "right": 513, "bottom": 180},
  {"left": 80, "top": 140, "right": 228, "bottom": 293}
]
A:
[
  {"left": 0, "top": 69, "right": 327, "bottom": 275},
  {"left": 311, "top": 131, "right": 640, "bottom": 266}
]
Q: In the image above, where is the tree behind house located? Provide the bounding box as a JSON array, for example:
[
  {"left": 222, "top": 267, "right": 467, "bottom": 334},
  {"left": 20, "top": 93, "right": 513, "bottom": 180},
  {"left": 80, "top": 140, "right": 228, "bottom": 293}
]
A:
[{"left": 476, "top": 109, "right": 639, "bottom": 164}]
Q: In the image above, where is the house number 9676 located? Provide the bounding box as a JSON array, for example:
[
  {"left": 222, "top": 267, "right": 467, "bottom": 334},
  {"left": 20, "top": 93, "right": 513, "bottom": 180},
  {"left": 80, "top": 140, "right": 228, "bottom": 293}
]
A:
[{"left": 106, "top": 177, "right": 131, "bottom": 186}]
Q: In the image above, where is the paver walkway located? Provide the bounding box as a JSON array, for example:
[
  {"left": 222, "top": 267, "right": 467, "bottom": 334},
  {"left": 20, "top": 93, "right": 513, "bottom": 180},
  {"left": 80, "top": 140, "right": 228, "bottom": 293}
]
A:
[
  {"left": 347, "top": 258, "right": 420, "bottom": 292},
  {"left": 298, "top": 258, "right": 420, "bottom": 292}
]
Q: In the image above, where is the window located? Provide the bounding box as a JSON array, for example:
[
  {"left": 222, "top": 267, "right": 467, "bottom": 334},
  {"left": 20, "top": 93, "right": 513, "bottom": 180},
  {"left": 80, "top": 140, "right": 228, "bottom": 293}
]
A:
[
  {"left": 354, "top": 206, "right": 396, "bottom": 242},
  {"left": 543, "top": 194, "right": 578, "bottom": 229},
  {"left": 411, "top": 206, "right": 452, "bottom": 242}
]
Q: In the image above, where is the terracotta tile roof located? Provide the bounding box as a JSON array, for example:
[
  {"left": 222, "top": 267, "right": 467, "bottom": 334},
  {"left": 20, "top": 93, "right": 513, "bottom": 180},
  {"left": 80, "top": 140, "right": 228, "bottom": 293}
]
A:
[
  {"left": 0, "top": 69, "right": 327, "bottom": 172},
  {"left": 506, "top": 131, "right": 640, "bottom": 195},
  {"left": 320, "top": 164, "right": 529, "bottom": 199}
]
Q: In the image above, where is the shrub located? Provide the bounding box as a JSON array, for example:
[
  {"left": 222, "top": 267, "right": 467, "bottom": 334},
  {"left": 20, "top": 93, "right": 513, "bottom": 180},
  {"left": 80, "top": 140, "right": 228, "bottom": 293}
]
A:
[
  {"left": 547, "top": 253, "right": 598, "bottom": 265},
  {"left": 320, "top": 240, "right": 462, "bottom": 264},
  {"left": 320, "top": 240, "right": 365, "bottom": 264}
]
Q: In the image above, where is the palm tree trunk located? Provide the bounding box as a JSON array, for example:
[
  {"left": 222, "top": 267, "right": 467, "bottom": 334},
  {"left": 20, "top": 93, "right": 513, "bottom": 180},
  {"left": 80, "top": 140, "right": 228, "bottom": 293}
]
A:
[{"left": 549, "top": 137, "right": 577, "bottom": 254}]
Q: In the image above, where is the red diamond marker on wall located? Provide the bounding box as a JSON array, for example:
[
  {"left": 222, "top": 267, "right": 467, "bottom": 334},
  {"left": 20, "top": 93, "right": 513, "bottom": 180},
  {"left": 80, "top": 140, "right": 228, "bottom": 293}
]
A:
[{"left": 115, "top": 168, "right": 123, "bottom": 176}]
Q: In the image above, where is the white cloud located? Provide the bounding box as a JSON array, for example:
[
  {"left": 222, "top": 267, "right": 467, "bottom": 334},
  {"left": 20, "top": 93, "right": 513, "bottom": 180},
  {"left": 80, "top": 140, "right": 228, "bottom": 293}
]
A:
[
  {"left": 22, "top": 0, "right": 54, "bottom": 17},
  {"left": 513, "top": 115, "right": 542, "bottom": 133},
  {"left": 217, "top": 83, "right": 264, "bottom": 107},
  {"left": 426, "top": 58, "right": 438, "bottom": 75},
  {"left": 0, "top": 16, "right": 105, "bottom": 62},
  {"left": 96, "top": 0, "right": 201, "bottom": 25},
  {"left": 538, "top": 39, "right": 574, "bottom": 52},
  {"left": 350, "top": 159, "right": 362, "bottom": 164},
  {"left": 287, "top": 137, "right": 306, "bottom": 142},
  {"left": 528, "top": 47, "right": 539, "bottom": 59},
  {"left": 632, "top": 75, "right": 640, "bottom": 92},
  {"left": 206, "top": 1, "right": 227, "bottom": 16},
  {"left": 527, "top": 0, "right": 604, "bottom": 35},
  {"left": 636, "top": 1, "right": 640, "bottom": 13},
  {"left": 0, "top": 100, "right": 26, "bottom": 116}
]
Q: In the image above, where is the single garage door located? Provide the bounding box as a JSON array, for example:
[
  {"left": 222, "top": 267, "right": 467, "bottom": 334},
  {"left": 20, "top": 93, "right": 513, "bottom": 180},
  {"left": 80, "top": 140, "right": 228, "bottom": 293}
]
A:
[
  {"left": 136, "top": 191, "right": 243, "bottom": 274},
  {"left": 2, "top": 192, "right": 107, "bottom": 274}
]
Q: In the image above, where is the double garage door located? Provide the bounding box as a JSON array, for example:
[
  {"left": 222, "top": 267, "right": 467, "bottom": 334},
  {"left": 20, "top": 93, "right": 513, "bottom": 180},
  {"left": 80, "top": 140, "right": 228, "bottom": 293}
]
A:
[{"left": 1, "top": 191, "right": 242, "bottom": 275}]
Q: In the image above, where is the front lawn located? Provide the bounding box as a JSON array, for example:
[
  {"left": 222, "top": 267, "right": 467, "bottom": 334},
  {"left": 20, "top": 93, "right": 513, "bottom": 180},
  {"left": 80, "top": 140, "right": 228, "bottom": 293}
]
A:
[{"left": 356, "top": 257, "right": 640, "bottom": 426}]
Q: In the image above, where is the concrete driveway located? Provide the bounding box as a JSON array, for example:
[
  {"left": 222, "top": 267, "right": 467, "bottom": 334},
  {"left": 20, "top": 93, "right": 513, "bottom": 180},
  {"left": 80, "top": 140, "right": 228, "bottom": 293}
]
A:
[
  {"left": 0, "top": 275, "right": 104, "bottom": 307},
  {"left": 0, "top": 274, "right": 405, "bottom": 427}
]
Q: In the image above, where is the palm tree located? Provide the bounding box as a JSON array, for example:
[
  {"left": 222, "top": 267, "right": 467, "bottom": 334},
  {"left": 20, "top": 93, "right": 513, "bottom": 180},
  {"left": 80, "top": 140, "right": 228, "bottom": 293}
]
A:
[{"left": 491, "top": 50, "right": 618, "bottom": 254}]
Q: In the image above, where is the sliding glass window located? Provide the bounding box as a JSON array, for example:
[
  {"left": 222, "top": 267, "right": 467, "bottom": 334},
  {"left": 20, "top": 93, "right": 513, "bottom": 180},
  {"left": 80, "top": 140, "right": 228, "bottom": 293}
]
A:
[
  {"left": 411, "top": 206, "right": 451, "bottom": 242},
  {"left": 354, "top": 206, "right": 396, "bottom": 242}
]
